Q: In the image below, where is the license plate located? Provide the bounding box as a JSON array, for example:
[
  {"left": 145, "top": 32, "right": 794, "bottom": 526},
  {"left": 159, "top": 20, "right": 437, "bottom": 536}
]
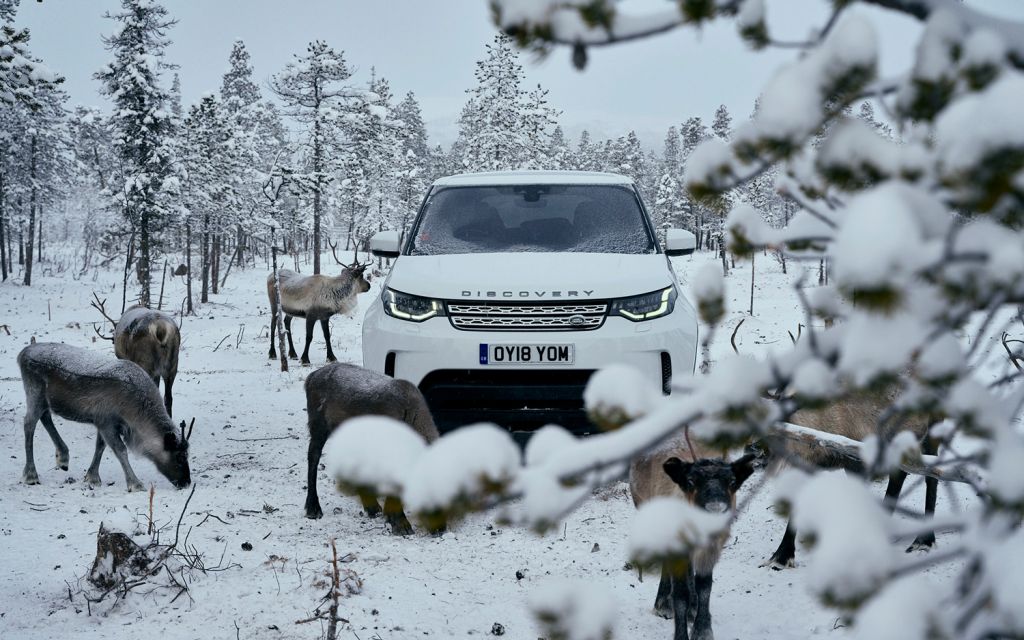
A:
[{"left": 479, "top": 343, "right": 574, "bottom": 365}]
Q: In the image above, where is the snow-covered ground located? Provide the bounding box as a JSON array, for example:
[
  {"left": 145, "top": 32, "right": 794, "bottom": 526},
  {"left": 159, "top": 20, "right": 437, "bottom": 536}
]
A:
[{"left": 0, "top": 248, "right": 987, "bottom": 639}]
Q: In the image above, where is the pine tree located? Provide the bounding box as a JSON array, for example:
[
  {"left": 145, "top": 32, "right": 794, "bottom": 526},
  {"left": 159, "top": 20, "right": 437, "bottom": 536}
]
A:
[
  {"left": 21, "top": 81, "right": 68, "bottom": 285},
  {"left": 662, "top": 125, "right": 680, "bottom": 177},
  {"left": 0, "top": 0, "right": 58, "bottom": 109},
  {"left": 271, "top": 40, "right": 356, "bottom": 275},
  {"left": 95, "top": 0, "right": 179, "bottom": 306},
  {"left": 548, "top": 125, "right": 571, "bottom": 169},
  {"left": 457, "top": 34, "right": 529, "bottom": 171},
  {"left": 521, "top": 83, "right": 561, "bottom": 169},
  {"left": 574, "top": 130, "right": 599, "bottom": 171},
  {"left": 391, "top": 91, "right": 430, "bottom": 232},
  {"left": 712, "top": 104, "right": 732, "bottom": 140}
]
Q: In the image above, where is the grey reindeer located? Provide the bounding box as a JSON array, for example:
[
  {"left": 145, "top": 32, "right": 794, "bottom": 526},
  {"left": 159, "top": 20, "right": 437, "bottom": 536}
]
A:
[
  {"left": 92, "top": 294, "right": 180, "bottom": 416},
  {"left": 304, "top": 362, "right": 439, "bottom": 535},
  {"left": 267, "top": 242, "right": 371, "bottom": 365},
  {"left": 631, "top": 438, "right": 756, "bottom": 640},
  {"left": 17, "top": 342, "right": 192, "bottom": 491},
  {"left": 754, "top": 385, "right": 936, "bottom": 569}
]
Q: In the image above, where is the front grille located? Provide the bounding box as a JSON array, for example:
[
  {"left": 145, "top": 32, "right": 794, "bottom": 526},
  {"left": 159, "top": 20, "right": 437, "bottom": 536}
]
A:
[
  {"left": 419, "top": 369, "right": 598, "bottom": 436},
  {"left": 447, "top": 301, "right": 608, "bottom": 331}
]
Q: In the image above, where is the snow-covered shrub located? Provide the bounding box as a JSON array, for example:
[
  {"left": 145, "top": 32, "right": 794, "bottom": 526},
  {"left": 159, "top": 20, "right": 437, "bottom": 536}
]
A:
[{"left": 484, "top": 1, "right": 1024, "bottom": 637}]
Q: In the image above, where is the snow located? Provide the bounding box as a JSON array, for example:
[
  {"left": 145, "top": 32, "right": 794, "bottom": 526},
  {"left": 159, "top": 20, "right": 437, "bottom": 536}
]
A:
[
  {"left": 837, "top": 312, "right": 923, "bottom": 385},
  {"left": 851, "top": 575, "right": 939, "bottom": 640},
  {"left": 628, "top": 496, "right": 731, "bottom": 566},
  {"left": 402, "top": 423, "right": 522, "bottom": 515},
  {"left": 793, "top": 472, "right": 895, "bottom": 606},
  {"left": 323, "top": 416, "right": 428, "bottom": 496},
  {"left": 583, "top": 363, "right": 661, "bottom": 427},
  {"left": 736, "top": 0, "right": 765, "bottom": 31},
  {"left": 961, "top": 29, "right": 1007, "bottom": 69},
  {"left": 683, "top": 137, "right": 733, "bottom": 192},
  {"left": 987, "top": 429, "right": 1024, "bottom": 506},
  {"left": 791, "top": 358, "right": 837, "bottom": 400},
  {"left": 916, "top": 333, "right": 962, "bottom": 382},
  {"left": 433, "top": 169, "right": 632, "bottom": 187},
  {"left": 0, "top": 247, "right": 992, "bottom": 639},
  {"left": 529, "top": 580, "right": 617, "bottom": 640},
  {"left": 985, "top": 528, "right": 1024, "bottom": 632},
  {"left": 860, "top": 430, "right": 920, "bottom": 474},
  {"left": 524, "top": 424, "right": 578, "bottom": 467},
  {"left": 935, "top": 72, "right": 1024, "bottom": 177}
]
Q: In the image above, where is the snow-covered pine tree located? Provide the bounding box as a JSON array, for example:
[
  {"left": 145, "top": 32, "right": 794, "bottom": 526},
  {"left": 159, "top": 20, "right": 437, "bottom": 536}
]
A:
[
  {"left": 0, "top": 0, "right": 58, "bottom": 110},
  {"left": 573, "top": 130, "right": 600, "bottom": 171},
  {"left": 182, "top": 94, "right": 235, "bottom": 304},
  {"left": 711, "top": 103, "right": 733, "bottom": 141},
  {"left": 521, "top": 83, "right": 561, "bottom": 169},
  {"left": 95, "top": 0, "right": 179, "bottom": 306},
  {"left": 662, "top": 125, "right": 681, "bottom": 178},
  {"left": 270, "top": 40, "right": 356, "bottom": 275},
  {"left": 391, "top": 91, "right": 430, "bottom": 234},
  {"left": 548, "top": 125, "right": 571, "bottom": 170},
  {"left": 67, "top": 105, "right": 119, "bottom": 273},
  {"left": 457, "top": 34, "right": 529, "bottom": 171}
]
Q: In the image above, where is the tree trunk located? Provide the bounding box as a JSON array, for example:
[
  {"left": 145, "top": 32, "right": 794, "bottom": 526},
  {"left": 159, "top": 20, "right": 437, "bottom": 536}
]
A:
[
  {"left": 312, "top": 115, "right": 323, "bottom": 275},
  {"left": 0, "top": 170, "right": 7, "bottom": 282},
  {"left": 24, "top": 135, "right": 36, "bottom": 286},
  {"left": 37, "top": 206, "right": 42, "bottom": 263},
  {"left": 749, "top": 251, "right": 755, "bottom": 316},
  {"left": 18, "top": 225, "right": 24, "bottom": 265},
  {"left": 138, "top": 206, "right": 152, "bottom": 307},
  {"left": 201, "top": 213, "right": 210, "bottom": 304},
  {"left": 211, "top": 234, "right": 220, "bottom": 295},
  {"left": 185, "top": 220, "right": 194, "bottom": 314}
]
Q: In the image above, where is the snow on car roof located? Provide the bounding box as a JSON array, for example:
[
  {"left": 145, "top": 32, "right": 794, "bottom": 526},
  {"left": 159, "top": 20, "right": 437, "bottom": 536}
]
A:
[{"left": 432, "top": 170, "right": 634, "bottom": 187}]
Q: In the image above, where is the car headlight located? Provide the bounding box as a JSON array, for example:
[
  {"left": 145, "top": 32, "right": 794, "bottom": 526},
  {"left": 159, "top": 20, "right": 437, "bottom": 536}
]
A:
[
  {"left": 609, "top": 286, "right": 676, "bottom": 321},
  {"left": 382, "top": 288, "right": 445, "bottom": 322}
]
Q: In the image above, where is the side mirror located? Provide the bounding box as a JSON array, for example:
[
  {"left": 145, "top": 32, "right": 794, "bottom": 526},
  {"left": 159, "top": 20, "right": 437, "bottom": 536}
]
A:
[
  {"left": 664, "top": 228, "right": 696, "bottom": 257},
  {"left": 370, "top": 230, "right": 401, "bottom": 259}
]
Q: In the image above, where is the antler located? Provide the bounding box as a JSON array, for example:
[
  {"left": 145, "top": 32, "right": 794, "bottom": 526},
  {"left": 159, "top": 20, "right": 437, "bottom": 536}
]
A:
[
  {"left": 179, "top": 418, "right": 195, "bottom": 442},
  {"left": 90, "top": 292, "right": 117, "bottom": 341},
  {"left": 327, "top": 239, "right": 346, "bottom": 266}
]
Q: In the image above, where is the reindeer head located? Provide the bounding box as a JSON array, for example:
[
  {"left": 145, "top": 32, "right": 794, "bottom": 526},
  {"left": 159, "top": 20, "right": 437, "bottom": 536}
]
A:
[
  {"left": 663, "top": 454, "right": 756, "bottom": 514},
  {"left": 155, "top": 418, "right": 193, "bottom": 489},
  {"left": 330, "top": 239, "right": 372, "bottom": 293}
]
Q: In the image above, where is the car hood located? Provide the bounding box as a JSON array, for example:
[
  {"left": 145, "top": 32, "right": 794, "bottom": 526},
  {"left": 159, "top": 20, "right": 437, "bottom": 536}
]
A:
[{"left": 386, "top": 253, "right": 675, "bottom": 301}]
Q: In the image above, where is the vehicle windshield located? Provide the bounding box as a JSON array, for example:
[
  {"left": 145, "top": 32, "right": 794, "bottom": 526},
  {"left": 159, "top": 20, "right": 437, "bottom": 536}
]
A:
[{"left": 407, "top": 184, "right": 657, "bottom": 255}]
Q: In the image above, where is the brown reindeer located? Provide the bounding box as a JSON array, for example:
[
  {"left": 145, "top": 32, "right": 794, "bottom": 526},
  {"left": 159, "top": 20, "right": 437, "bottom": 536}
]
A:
[
  {"left": 91, "top": 295, "right": 180, "bottom": 417},
  {"left": 304, "top": 362, "right": 439, "bottom": 535},
  {"left": 17, "top": 342, "right": 192, "bottom": 491},
  {"left": 757, "top": 387, "right": 936, "bottom": 569},
  {"left": 267, "top": 242, "right": 371, "bottom": 365},
  {"left": 631, "top": 437, "right": 757, "bottom": 640}
]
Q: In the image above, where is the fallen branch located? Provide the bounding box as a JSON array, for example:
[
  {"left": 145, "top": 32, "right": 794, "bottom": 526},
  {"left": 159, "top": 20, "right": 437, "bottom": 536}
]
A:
[{"left": 769, "top": 422, "right": 986, "bottom": 488}]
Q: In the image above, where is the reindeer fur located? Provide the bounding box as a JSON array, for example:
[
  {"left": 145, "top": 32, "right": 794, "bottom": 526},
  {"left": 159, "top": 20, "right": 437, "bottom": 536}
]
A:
[
  {"left": 267, "top": 266, "right": 370, "bottom": 365},
  {"left": 304, "top": 362, "right": 439, "bottom": 535},
  {"left": 114, "top": 305, "right": 179, "bottom": 416},
  {"left": 17, "top": 343, "right": 191, "bottom": 491}
]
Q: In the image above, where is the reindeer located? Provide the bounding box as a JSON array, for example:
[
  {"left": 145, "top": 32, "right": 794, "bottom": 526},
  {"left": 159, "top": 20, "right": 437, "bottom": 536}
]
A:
[
  {"left": 17, "top": 342, "right": 192, "bottom": 491},
  {"left": 304, "top": 362, "right": 439, "bottom": 535},
  {"left": 91, "top": 294, "right": 180, "bottom": 417},
  {"left": 754, "top": 387, "right": 936, "bottom": 569},
  {"left": 630, "top": 437, "right": 757, "bottom": 640},
  {"left": 267, "top": 241, "right": 371, "bottom": 365}
]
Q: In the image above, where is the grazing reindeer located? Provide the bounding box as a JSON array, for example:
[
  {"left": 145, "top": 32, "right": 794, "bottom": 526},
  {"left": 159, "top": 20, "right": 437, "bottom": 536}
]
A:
[
  {"left": 91, "top": 295, "right": 180, "bottom": 416},
  {"left": 630, "top": 438, "right": 756, "bottom": 640},
  {"left": 267, "top": 242, "right": 371, "bottom": 365},
  {"left": 17, "top": 342, "right": 192, "bottom": 491},
  {"left": 304, "top": 362, "right": 439, "bottom": 535},
  {"left": 755, "top": 387, "right": 936, "bottom": 569}
]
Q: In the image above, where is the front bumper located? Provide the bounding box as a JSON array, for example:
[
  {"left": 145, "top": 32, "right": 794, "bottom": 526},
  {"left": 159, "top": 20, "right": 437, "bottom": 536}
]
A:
[{"left": 361, "top": 300, "right": 698, "bottom": 435}]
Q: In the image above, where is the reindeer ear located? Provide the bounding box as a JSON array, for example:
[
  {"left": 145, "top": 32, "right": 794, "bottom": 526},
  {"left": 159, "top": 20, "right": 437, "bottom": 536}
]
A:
[
  {"left": 731, "top": 453, "right": 757, "bottom": 490},
  {"left": 163, "top": 432, "right": 179, "bottom": 451},
  {"left": 663, "top": 457, "right": 693, "bottom": 490}
]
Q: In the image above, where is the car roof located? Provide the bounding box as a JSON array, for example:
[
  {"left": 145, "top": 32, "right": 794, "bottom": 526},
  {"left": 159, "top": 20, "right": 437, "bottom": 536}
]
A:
[{"left": 432, "top": 170, "right": 634, "bottom": 187}]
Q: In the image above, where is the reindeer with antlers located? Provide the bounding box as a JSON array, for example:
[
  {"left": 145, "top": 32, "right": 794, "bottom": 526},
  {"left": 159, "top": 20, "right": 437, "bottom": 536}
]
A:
[
  {"left": 267, "top": 240, "right": 372, "bottom": 365},
  {"left": 92, "top": 294, "right": 180, "bottom": 416}
]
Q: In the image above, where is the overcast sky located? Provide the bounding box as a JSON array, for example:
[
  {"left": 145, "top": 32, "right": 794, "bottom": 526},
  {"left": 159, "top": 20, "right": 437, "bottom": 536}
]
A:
[{"left": 16, "top": 0, "right": 1024, "bottom": 148}]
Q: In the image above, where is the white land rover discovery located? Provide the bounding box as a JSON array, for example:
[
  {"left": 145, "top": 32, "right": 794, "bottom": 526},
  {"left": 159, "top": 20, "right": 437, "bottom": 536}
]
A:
[{"left": 362, "top": 170, "right": 698, "bottom": 436}]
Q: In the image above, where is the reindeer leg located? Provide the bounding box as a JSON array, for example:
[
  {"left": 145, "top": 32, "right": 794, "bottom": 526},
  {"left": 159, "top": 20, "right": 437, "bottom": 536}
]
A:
[
  {"left": 654, "top": 565, "right": 674, "bottom": 618},
  {"left": 97, "top": 422, "right": 145, "bottom": 492},
  {"left": 84, "top": 434, "right": 106, "bottom": 486},
  {"left": 305, "top": 434, "right": 326, "bottom": 519},
  {"left": 764, "top": 519, "right": 797, "bottom": 569},
  {"left": 908, "top": 436, "right": 938, "bottom": 552},
  {"left": 321, "top": 318, "right": 337, "bottom": 363},
  {"left": 284, "top": 316, "right": 298, "bottom": 360},
  {"left": 692, "top": 571, "right": 715, "bottom": 640},
  {"left": 669, "top": 571, "right": 691, "bottom": 640},
  {"left": 300, "top": 316, "right": 315, "bottom": 365},
  {"left": 39, "top": 410, "right": 69, "bottom": 471},
  {"left": 383, "top": 495, "right": 414, "bottom": 536},
  {"left": 359, "top": 492, "right": 383, "bottom": 519},
  {"left": 163, "top": 373, "right": 174, "bottom": 418},
  {"left": 883, "top": 469, "right": 907, "bottom": 514},
  {"left": 21, "top": 404, "right": 43, "bottom": 485}
]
